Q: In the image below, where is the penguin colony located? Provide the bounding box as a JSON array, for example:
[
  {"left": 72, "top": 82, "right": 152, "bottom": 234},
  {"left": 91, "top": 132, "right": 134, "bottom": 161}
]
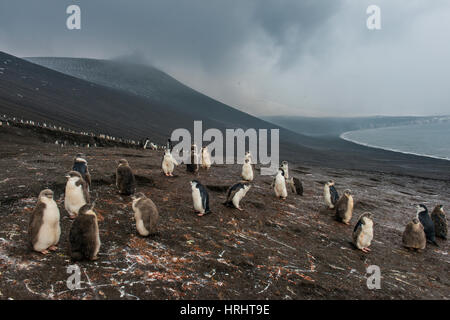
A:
[{"left": 27, "top": 146, "right": 447, "bottom": 261}]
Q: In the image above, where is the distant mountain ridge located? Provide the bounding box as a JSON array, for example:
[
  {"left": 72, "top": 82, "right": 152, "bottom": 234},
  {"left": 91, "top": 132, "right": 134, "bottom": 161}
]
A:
[{"left": 263, "top": 115, "right": 450, "bottom": 137}]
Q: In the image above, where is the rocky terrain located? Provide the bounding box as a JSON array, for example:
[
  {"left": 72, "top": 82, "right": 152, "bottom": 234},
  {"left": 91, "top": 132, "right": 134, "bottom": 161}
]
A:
[{"left": 0, "top": 125, "right": 448, "bottom": 300}]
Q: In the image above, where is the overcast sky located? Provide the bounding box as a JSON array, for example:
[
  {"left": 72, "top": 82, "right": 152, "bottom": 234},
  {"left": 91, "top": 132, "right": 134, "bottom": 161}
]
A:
[{"left": 1, "top": 0, "right": 449, "bottom": 117}]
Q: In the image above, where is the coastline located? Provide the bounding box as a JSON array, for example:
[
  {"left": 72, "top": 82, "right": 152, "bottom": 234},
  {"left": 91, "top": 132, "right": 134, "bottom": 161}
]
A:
[{"left": 340, "top": 129, "right": 450, "bottom": 162}]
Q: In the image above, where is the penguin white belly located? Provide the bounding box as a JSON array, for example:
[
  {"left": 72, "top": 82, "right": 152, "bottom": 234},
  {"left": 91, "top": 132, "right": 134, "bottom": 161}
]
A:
[
  {"left": 136, "top": 219, "right": 150, "bottom": 236},
  {"left": 242, "top": 164, "right": 253, "bottom": 181},
  {"left": 65, "top": 183, "right": 86, "bottom": 214},
  {"left": 162, "top": 158, "right": 174, "bottom": 174},
  {"left": 202, "top": 154, "right": 211, "bottom": 168},
  {"left": 34, "top": 202, "right": 60, "bottom": 251},
  {"left": 274, "top": 177, "right": 287, "bottom": 198},
  {"left": 232, "top": 188, "right": 248, "bottom": 208},
  {"left": 324, "top": 187, "right": 333, "bottom": 208},
  {"left": 343, "top": 198, "right": 354, "bottom": 223},
  {"left": 192, "top": 189, "right": 204, "bottom": 213},
  {"left": 134, "top": 207, "right": 150, "bottom": 236},
  {"left": 357, "top": 228, "right": 373, "bottom": 249}
]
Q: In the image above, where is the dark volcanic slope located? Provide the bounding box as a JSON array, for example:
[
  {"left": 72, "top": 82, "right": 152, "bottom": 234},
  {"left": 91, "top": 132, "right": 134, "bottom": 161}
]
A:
[
  {"left": 0, "top": 126, "right": 448, "bottom": 300},
  {"left": 1, "top": 52, "right": 320, "bottom": 159},
  {"left": 24, "top": 55, "right": 450, "bottom": 179}
]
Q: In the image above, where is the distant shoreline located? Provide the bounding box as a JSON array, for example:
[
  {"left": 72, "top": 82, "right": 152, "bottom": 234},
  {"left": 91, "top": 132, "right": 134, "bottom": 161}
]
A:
[{"left": 340, "top": 129, "right": 450, "bottom": 162}]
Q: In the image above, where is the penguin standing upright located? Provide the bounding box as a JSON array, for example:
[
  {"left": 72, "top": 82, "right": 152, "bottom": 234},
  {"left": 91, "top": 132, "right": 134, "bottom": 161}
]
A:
[
  {"left": 431, "top": 205, "right": 447, "bottom": 240},
  {"left": 190, "top": 180, "right": 211, "bottom": 216},
  {"left": 352, "top": 212, "right": 374, "bottom": 253},
  {"left": 241, "top": 158, "right": 254, "bottom": 181},
  {"left": 69, "top": 203, "right": 101, "bottom": 261},
  {"left": 186, "top": 144, "right": 199, "bottom": 174},
  {"left": 162, "top": 149, "right": 178, "bottom": 176},
  {"left": 417, "top": 204, "right": 438, "bottom": 246},
  {"left": 72, "top": 153, "right": 91, "bottom": 188},
  {"left": 132, "top": 192, "right": 159, "bottom": 236},
  {"left": 201, "top": 147, "right": 212, "bottom": 170},
  {"left": 28, "top": 189, "right": 60, "bottom": 254},
  {"left": 274, "top": 168, "right": 287, "bottom": 200},
  {"left": 280, "top": 161, "right": 289, "bottom": 179},
  {"left": 116, "top": 159, "right": 136, "bottom": 195},
  {"left": 324, "top": 180, "right": 339, "bottom": 209},
  {"left": 402, "top": 218, "right": 426, "bottom": 251},
  {"left": 223, "top": 182, "right": 251, "bottom": 211},
  {"left": 287, "top": 177, "right": 303, "bottom": 196},
  {"left": 335, "top": 189, "right": 353, "bottom": 225},
  {"left": 64, "top": 171, "right": 90, "bottom": 219}
]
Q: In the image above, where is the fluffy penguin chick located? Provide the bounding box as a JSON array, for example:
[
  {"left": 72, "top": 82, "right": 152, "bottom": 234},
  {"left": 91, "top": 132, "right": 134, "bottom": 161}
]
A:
[
  {"left": 241, "top": 158, "right": 254, "bottom": 181},
  {"left": 352, "top": 212, "right": 374, "bottom": 253},
  {"left": 64, "top": 171, "right": 89, "bottom": 219},
  {"left": 191, "top": 180, "right": 211, "bottom": 216},
  {"left": 224, "top": 182, "right": 251, "bottom": 210},
  {"left": 69, "top": 203, "right": 101, "bottom": 261},
  {"left": 417, "top": 204, "right": 438, "bottom": 246},
  {"left": 287, "top": 177, "right": 303, "bottom": 196},
  {"left": 201, "top": 147, "right": 212, "bottom": 170},
  {"left": 431, "top": 205, "right": 447, "bottom": 240},
  {"left": 324, "top": 180, "right": 339, "bottom": 209},
  {"left": 116, "top": 159, "right": 136, "bottom": 195},
  {"left": 402, "top": 218, "right": 426, "bottom": 251},
  {"left": 28, "top": 189, "right": 60, "bottom": 254},
  {"left": 162, "top": 150, "right": 178, "bottom": 176},
  {"left": 335, "top": 189, "right": 353, "bottom": 225},
  {"left": 274, "top": 169, "right": 287, "bottom": 199},
  {"left": 132, "top": 193, "right": 159, "bottom": 236}
]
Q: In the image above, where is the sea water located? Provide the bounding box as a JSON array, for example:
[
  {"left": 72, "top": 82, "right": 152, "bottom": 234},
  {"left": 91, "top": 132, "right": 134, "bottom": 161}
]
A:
[{"left": 341, "top": 122, "right": 450, "bottom": 161}]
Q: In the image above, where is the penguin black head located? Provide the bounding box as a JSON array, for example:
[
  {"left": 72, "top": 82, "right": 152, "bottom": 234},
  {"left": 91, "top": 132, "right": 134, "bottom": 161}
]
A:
[
  {"left": 39, "top": 189, "right": 54, "bottom": 200},
  {"left": 344, "top": 189, "right": 352, "bottom": 196},
  {"left": 416, "top": 204, "right": 428, "bottom": 214},
  {"left": 327, "top": 180, "right": 335, "bottom": 186}
]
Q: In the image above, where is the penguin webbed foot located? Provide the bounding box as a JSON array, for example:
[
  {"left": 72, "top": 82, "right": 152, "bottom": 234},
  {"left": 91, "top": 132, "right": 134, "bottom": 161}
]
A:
[{"left": 48, "top": 245, "right": 58, "bottom": 251}]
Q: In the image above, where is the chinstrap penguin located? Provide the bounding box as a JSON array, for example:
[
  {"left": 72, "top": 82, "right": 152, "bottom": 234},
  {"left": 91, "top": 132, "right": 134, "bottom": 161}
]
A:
[
  {"left": 28, "top": 189, "right": 61, "bottom": 254},
  {"left": 223, "top": 182, "right": 251, "bottom": 211},
  {"left": 116, "top": 159, "right": 136, "bottom": 195},
  {"left": 287, "top": 177, "right": 303, "bottom": 196},
  {"left": 324, "top": 180, "right": 339, "bottom": 209},
  {"left": 64, "top": 171, "right": 90, "bottom": 219},
  {"left": 69, "top": 202, "right": 101, "bottom": 261},
  {"left": 162, "top": 149, "right": 178, "bottom": 176},
  {"left": 241, "top": 158, "right": 254, "bottom": 181},
  {"left": 431, "top": 205, "right": 447, "bottom": 240},
  {"left": 201, "top": 147, "right": 212, "bottom": 170},
  {"left": 416, "top": 204, "right": 438, "bottom": 246},
  {"left": 190, "top": 180, "right": 211, "bottom": 216},
  {"left": 132, "top": 192, "right": 159, "bottom": 236},
  {"left": 402, "top": 218, "right": 426, "bottom": 251},
  {"left": 352, "top": 212, "right": 374, "bottom": 253},
  {"left": 335, "top": 189, "right": 353, "bottom": 225},
  {"left": 72, "top": 153, "right": 91, "bottom": 188},
  {"left": 273, "top": 168, "right": 288, "bottom": 200}
]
